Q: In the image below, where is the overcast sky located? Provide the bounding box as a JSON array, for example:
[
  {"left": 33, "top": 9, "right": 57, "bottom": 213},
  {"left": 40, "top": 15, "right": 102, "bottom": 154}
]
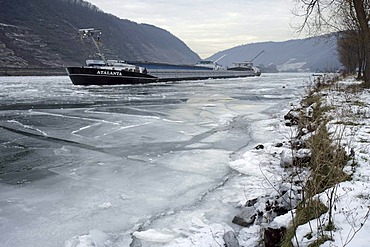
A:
[{"left": 87, "top": 0, "right": 303, "bottom": 58}]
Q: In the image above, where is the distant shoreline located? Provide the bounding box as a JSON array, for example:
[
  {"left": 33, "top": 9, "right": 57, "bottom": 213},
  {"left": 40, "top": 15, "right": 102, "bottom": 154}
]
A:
[{"left": 0, "top": 67, "right": 68, "bottom": 76}]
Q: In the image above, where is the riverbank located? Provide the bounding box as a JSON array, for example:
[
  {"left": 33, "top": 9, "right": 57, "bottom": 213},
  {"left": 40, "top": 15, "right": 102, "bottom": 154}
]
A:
[
  {"left": 286, "top": 75, "right": 370, "bottom": 246},
  {"left": 0, "top": 67, "right": 67, "bottom": 76},
  {"left": 233, "top": 74, "right": 370, "bottom": 247}
]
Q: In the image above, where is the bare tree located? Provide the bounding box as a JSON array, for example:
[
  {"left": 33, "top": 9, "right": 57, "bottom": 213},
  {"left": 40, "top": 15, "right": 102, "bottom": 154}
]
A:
[
  {"left": 294, "top": 0, "right": 370, "bottom": 85},
  {"left": 338, "top": 30, "right": 365, "bottom": 78},
  {"left": 337, "top": 1, "right": 366, "bottom": 78}
]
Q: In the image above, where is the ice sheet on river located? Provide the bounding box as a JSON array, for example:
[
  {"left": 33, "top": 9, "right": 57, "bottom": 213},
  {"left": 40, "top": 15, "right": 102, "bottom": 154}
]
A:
[{"left": 0, "top": 74, "right": 309, "bottom": 246}]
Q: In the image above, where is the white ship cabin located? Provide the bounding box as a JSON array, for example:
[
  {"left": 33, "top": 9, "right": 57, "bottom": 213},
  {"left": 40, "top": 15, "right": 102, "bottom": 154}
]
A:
[
  {"left": 231, "top": 61, "right": 254, "bottom": 69},
  {"left": 195, "top": 60, "right": 225, "bottom": 70},
  {"left": 86, "top": 59, "right": 147, "bottom": 74},
  {"left": 86, "top": 60, "right": 105, "bottom": 67}
]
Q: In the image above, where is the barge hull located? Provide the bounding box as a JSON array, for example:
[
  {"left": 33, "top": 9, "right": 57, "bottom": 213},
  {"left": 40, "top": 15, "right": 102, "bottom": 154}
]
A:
[
  {"left": 66, "top": 67, "right": 258, "bottom": 85},
  {"left": 66, "top": 67, "right": 158, "bottom": 85}
]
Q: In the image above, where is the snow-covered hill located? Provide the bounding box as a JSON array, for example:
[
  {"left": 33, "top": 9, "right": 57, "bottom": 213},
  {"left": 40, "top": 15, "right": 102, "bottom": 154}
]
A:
[{"left": 207, "top": 34, "right": 341, "bottom": 73}]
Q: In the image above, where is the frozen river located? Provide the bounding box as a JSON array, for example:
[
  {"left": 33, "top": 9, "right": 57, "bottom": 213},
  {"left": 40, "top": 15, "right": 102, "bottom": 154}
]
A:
[{"left": 0, "top": 74, "right": 310, "bottom": 246}]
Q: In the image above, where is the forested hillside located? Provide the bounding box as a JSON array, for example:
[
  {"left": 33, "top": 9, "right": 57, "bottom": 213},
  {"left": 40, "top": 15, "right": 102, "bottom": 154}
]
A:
[{"left": 0, "top": 0, "right": 200, "bottom": 68}]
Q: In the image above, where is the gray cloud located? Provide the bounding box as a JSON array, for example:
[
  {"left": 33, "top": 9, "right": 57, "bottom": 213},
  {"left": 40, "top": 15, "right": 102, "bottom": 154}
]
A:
[{"left": 88, "top": 0, "right": 301, "bottom": 58}]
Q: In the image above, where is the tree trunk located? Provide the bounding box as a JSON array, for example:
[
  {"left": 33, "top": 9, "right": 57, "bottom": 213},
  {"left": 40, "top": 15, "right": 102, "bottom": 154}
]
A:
[
  {"left": 353, "top": 0, "right": 370, "bottom": 86},
  {"left": 357, "top": 57, "right": 362, "bottom": 79},
  {"left": 357, "top": 43, "right": 363, "bottom": 79}
]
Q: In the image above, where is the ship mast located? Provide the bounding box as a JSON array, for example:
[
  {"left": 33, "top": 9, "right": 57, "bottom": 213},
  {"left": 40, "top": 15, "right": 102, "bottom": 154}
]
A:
[
  {"left": 251, "top": 50, "right": 265, "bottom": 62},
  {"left": 79, "top": 28, "right": 107, "bottom": 64}
]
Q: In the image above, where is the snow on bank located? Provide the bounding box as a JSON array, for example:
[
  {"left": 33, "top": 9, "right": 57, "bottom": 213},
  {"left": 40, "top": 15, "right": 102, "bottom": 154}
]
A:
[{"left": 292, "top": 77, "right": 370, "bottom": 247}]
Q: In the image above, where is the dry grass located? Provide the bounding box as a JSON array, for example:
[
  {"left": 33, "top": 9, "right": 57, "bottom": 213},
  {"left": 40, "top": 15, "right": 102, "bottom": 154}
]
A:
[{"left": 280, "top": 75, "right": 351, "bottom": 246}]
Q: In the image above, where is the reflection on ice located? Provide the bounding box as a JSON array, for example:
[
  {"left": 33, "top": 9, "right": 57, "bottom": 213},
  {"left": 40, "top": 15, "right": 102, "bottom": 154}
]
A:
[
  {"left": 6, "top": 119, "right": 49, "bottom": 136},
  {"left": 0, "top": 73, "right": 311, "bottom": 246}
]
